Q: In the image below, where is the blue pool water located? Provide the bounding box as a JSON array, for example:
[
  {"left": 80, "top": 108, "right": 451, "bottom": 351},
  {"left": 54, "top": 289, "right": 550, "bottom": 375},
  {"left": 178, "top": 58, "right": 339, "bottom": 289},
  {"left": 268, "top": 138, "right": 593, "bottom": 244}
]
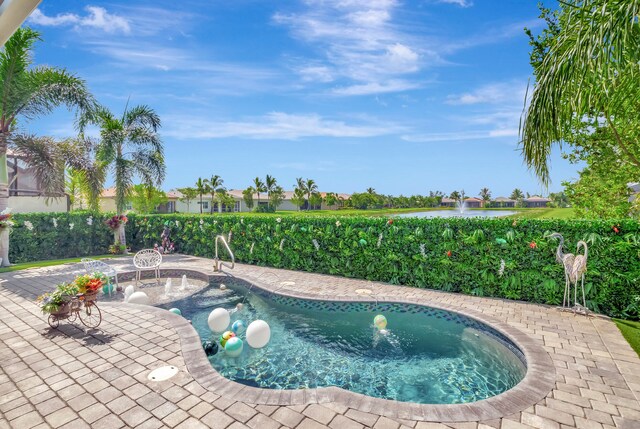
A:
[{"left": 161, "top": 281, "right": 526, "bottom": 404}]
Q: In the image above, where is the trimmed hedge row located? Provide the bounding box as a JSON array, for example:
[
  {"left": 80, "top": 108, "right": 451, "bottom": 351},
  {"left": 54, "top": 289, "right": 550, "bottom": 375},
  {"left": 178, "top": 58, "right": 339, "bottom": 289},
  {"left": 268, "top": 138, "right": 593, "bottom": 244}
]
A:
[{"left": 11, "top": 212, "right": 640, "bottom": 317}]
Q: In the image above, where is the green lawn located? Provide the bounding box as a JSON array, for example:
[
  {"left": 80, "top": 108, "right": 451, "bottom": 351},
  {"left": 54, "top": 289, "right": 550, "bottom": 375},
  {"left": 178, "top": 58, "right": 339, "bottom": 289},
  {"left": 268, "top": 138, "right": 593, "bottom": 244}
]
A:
[
  {"left": 508, "top": 208, "right": 576, "bottom": 219},
  {"left": 614, "top": 319, "right": 640, "bottom": 357},
  {"left": 0, "top": 255, "right": 114, "bottom": 273}
]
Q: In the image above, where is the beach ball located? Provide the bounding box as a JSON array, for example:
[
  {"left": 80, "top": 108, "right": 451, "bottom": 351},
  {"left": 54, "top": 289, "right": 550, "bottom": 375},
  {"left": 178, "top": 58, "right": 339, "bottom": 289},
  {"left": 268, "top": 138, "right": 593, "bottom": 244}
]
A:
[
  {"left": 169, "top": 308, "right": 182, "bottom": 316},
  {"left": 246, "top": 320, "right": 271, "bottom": 348},
  {"left": 124, "top": 285, "right": 135, "bottom": 301},
  {"left": 102, "top": 283, "right": 114, "bottom": 295},
  {"left": 219, "top": 331, "right": 235, "bottom": 347},
  {"left": 225, "top": 337, "right": 244, "bottom": 357},
  {"left": 208, "top": 308, "right": 230, "bottom": 333},
  {"left": 202, "top": 341, "right": 218, "bottom": 356},
  {"left": 231, "top": 320, "right": 246, "bottom": 334},
  {"left": 220, "top": 284, "right": 227, "bottom": 290},
  {"left": 127, "top": 291, "right": 150, "bottom": 305},
  {"left": 374, "top": 315, "right": 387, "bottom": 330}
]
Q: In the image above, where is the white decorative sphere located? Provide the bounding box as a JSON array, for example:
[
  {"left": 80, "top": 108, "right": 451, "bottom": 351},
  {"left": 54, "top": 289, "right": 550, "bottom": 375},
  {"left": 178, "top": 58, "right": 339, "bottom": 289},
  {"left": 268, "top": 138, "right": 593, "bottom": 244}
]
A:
[
  {"left": 246, "top": 320, "right": 271, "bottom": 348},
  {"left": 220, "top": 284, "right": 227, "bottom": 290},
  {"left": 124, "top": 285, "right": 135, "bottom": 301},
  {"left": 127, "top": 291, "right": 150, "bottom": 305},
  {"left": 207, "top": 308, "right": 230, "bottom": 333}
]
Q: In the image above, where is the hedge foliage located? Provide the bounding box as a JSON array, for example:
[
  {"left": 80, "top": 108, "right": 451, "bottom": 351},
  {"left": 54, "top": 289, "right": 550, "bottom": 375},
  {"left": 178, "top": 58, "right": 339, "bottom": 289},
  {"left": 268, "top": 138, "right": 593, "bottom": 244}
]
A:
[{"left": 11, "top": 212, "right": 640, "bottom": 318}]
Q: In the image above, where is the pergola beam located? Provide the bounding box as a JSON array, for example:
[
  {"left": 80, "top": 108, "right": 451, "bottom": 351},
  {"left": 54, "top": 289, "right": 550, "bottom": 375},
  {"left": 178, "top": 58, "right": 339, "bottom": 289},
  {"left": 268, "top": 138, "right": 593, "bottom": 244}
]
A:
[{"left": 0, "top": 0, "right": 42, "bottom": 47}]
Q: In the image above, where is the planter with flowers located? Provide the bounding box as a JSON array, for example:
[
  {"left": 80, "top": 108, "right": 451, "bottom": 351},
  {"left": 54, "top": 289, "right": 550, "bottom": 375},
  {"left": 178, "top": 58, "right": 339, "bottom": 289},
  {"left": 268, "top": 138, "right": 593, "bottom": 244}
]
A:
[
  {"left": 105, "top": 214, "right": 128, "bottom": 253},
  {"left": 37, "top": 282, "right": 78, "bottom": 317},
  {"left": 74, "top": 273, "right": 104, "bottom": 303}
]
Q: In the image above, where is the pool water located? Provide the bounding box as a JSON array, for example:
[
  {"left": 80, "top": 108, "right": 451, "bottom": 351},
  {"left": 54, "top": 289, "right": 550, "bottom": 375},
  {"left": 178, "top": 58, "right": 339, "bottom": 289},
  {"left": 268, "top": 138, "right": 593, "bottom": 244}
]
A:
[{"left": 160, "top": 282, "right": 526, "bottom": 404}]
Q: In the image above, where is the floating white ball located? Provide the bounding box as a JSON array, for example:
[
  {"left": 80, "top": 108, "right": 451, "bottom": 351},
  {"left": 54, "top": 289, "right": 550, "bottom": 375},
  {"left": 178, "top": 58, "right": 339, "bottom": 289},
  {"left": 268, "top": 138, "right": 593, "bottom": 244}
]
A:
[
  {"left": 224, "top": 337, "right": 243, "bottom": 357},
  {"left": 220, "top": 284, "right": 227, "bottom": 290},
  {"left": 246, "top": 320, "right": 271, "bottom": 348},
  {"left": 127, "top": 291, "right": 150, "bottom": 305},
  {"left": 207, "top": 308, "right": 230, "bottom": 333},
  {"left": 124, "top": 285, "right": 135, "bottom": 301}
]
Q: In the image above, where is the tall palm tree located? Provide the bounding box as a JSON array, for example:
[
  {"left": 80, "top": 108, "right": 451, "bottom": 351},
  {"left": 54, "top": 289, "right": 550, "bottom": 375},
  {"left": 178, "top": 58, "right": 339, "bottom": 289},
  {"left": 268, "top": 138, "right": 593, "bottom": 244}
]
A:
[
  {"left": 510, "top": 188, "right": 524, "bottom": 200},
  {"left": 449, "top": 191, "right": 461, "bottom": 201},
  {"left": 196, "top": 177, "right": 207, "bottom": 214},
  {"left": 265, "top": 174, "right": 277, "bottom": 201},
  {"left": 305, "top": 179, "right": 318, "bottom": 210},
  {"left": 93, "top": 104, "right": 165, "bottom": 215},
  {"left": 366, "top": 187, "right": 375, "bottom": 195},
  {"left": 479, "top": 187, "right": 491, "bottom": 204},
  {"left": 0, "top": 28, "right": 96, "bottom": 266},
  {"left": 253, "top": 177, "right": 266, "bottom": 206},
  {"left": 206, "top": 174, "right": 224, "bottom": 213}
]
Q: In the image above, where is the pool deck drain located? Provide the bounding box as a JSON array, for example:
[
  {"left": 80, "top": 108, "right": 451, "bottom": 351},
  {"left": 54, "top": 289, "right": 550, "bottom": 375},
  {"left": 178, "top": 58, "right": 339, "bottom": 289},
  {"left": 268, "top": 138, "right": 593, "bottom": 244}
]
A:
[{"left": 0, "top": 254, "right": 638, "bottom": 429}]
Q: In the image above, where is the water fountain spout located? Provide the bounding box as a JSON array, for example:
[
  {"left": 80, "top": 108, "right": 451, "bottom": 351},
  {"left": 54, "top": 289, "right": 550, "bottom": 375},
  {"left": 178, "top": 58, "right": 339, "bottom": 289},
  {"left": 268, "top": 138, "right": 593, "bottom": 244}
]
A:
[
  {"left": 164, "top": 278, "right": 173, "bottom": 297},
  {"left": 456, "top": 198, "right": 467, "bottom": 215},
  {"left": 180, "top": 275, "right": 188, "bottom": 291}
]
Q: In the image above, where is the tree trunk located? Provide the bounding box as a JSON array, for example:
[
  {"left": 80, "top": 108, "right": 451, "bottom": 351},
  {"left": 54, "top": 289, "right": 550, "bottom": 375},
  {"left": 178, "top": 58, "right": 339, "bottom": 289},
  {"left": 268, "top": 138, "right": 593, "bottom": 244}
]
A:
[{"left": 0, "top": 145, "right": 11, "bottom": 266}]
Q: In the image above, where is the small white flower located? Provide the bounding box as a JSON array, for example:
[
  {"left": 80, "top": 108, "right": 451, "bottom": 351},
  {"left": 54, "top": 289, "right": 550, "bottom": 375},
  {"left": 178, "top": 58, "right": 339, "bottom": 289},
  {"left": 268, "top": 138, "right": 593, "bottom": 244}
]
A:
[
  {"left": 335, "top": 220, "right": 341, "bottom": 227},
  {"left": 240, "top": 218, "right": 244, "bottom": 224},
  {"left": 312, "top": 239, "right": 320, "bottom": 250},
  {"left": 419, "top": 243, "right": 426, "bottom": 257},
  {"left": 86, "top": 216, "right": 93, "bottom": 226},
  {"left": 377, "top": 233, "right": 383, "bottom": 248},
  {"left": 276, "top": 218, "right": 281, "bottom": 223},
  {"left": 24, "top": 221, "right": 34, "bottom": 231},
  {"left": 0, "top": 208, "right": 11, "bottom": 216},
  {"left": 250, "top": 242, "right": 255, "bottom": 254},
  {"left": 228, "top": 231, "right": 233, "bottom": 242},
  {"left": 498, "top": 259, "right": 506, "bottom": 277},
  {"left": 199, "top": 219, "right": 204, "bottom": 225},
  {"left": 279, "top": 239, "right": 285, "bottom": 251},
  {"left": 175, "top": 220, "right": 180, "bottom": 228},
  {"left": 52, "top": 218, "right": 58, "bottom": 228},
  {"left": 69, "top": 223, "right": 74, "bottom": 230},
  {"left": 213, "top": 220, "right": 217, "bottom": 225}
]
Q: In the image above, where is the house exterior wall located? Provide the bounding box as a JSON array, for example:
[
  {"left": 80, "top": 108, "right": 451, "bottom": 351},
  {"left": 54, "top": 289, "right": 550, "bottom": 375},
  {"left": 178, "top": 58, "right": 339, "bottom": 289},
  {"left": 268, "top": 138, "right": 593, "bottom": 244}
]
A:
[
  {"left": 100, "top": 198, "right": 117, "bottom": 212},
  {"left": 9, "top": 196, "right": 68, "bottom": 213}
]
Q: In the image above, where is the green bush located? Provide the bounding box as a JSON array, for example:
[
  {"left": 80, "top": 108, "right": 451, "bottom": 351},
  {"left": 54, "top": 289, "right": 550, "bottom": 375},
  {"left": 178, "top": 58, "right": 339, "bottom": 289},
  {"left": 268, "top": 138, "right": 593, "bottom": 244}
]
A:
[
  {"left": 10, "top": 212, "right": 640, "bottom": 318},
  {"left": 11, "top": 212, "right": 114, "bottom": 263}
]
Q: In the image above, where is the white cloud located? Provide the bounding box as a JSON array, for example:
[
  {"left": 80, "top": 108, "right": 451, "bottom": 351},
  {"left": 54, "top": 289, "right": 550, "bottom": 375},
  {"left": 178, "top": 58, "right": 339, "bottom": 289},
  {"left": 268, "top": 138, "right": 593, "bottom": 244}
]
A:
[
  {"left": 273, "top": 0, "right": 431, "bottom": 95},
  {"left": 29, "top": 6, "right": 130, "bottom": 34},
  {"left": 439, "top": 0, "right": 473, "bottom": 8},
  {"left": 446, "top": 81, "right": 528, "bottom": 105},
  {"left": 401, "top": 128, "right": 515, "bottom": 143},
  {"left": 163, "top": 112, "right": 405, "bottom": 140}
]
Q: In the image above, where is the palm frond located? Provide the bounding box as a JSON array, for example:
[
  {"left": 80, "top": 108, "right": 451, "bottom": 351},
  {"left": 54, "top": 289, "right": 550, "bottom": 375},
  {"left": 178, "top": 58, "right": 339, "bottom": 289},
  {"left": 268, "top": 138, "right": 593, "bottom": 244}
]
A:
[{"left": 10, "top": 134, "right": 65, "bottom": 196}]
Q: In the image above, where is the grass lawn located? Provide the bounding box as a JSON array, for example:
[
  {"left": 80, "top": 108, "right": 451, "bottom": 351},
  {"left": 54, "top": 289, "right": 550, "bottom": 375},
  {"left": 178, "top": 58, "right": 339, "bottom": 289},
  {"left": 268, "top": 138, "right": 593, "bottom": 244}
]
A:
[
  {"left": 0, "top": 255, "right": 114, "bottom": 273},
  {"left": 614, "top": 319, "right": 640, "bottom": 357},
  {"left": 508, "top": 208, "right": 576, "bottom": 219}
]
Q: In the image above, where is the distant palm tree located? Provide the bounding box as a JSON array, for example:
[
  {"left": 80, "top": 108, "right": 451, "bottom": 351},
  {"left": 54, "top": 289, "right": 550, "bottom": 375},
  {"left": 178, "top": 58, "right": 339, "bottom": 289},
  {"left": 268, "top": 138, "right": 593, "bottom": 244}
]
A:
[
  {"left": 253, "top": 177, "right": 266, "bottom": 206},
  {"left": 207, "top": 175, "right": 224, "bottom": 213},
  {"left": 510, "top": 188, "right": 525, "bottom": 200},
  {"left": 305, "top": 179, "right": 318, "bottom": 210},
  {"left": 196, "top": 177, "right": 207, "bottom": 213},
  {"left": 366, "top": 187, "right": 375, "bottom": 195},
  {"left": 449, "top": 191, "right": 461, "bottom": 201},
  {"left": 480, "top": 188, "right": 491, "bottom": 203},
  {"left": 0, "top": 28, "right": 96, "bottom": 266},
  {"left": 265, "top": 174, "right": 277, "bottom": 200}
]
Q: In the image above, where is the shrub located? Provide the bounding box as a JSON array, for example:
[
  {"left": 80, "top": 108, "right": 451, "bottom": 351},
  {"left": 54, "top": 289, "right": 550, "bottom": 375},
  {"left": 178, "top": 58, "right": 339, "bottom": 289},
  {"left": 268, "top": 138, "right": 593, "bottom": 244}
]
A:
[{"left": 11, "top": 212, "right": 640, "bottom": 318}]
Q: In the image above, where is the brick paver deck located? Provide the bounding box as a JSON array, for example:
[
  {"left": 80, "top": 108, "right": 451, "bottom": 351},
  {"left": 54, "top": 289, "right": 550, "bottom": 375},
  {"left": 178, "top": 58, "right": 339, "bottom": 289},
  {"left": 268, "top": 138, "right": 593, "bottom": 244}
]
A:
[{"left": 0, "top": 254, "right": 638, "bottom": 429}]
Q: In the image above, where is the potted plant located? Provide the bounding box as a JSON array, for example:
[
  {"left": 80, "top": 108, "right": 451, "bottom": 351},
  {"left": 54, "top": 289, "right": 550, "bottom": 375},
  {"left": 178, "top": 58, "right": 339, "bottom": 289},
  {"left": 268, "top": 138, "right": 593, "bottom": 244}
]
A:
[
  {"left": 37, "top": 282, "right": 78, "bottom": 315},
  {"left": 105, "top": 215, "right": 128, "bottom": 252},
  {"left": 74, "top": 273, "right": 104, "bottom": 302}
]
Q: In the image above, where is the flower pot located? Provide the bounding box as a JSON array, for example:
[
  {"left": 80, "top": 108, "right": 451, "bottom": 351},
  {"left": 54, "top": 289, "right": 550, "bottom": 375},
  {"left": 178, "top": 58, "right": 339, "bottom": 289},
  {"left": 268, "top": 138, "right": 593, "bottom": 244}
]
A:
[
  {"left": 83, "top": 291, "right": 98, "bottom": 303},
  {"left": 50, "top": 302, "right": 71, "bottom": 316}
]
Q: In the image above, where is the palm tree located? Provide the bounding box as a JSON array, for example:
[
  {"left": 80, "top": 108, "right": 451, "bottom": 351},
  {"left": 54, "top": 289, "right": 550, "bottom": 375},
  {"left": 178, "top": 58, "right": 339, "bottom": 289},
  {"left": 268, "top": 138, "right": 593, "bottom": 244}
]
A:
[
  {"left": 253, "top": 177, "right": 266, "bottom": 206},
  {"left": 366, "top": 187, "right": 376, "bottom": 195},
  {"left": 305, "top": 179, "right": 318, "bottom": 210},
  {"left": 265, "top": 174, "right": 277, "bottom": 201},
  {"left": 0, "top": 28, "right": 95, "bottom": 266},
  {"left": 520, "top": 1, "right": 640, "bottom": 184},
  {"left": 449, "top": 191, "right": 461, "bottom": 201},
  {"left": 206, "top": 175, "right": 224, "bottom": 213},
  {"left": 196, "top": 178, "right": 207, "bottom": 214},
  {"left": 479, "top": 187, "right": 491, "bottom": 204},
  {"left": 510, "top": 188, "right": 524, "bottom": 200}
]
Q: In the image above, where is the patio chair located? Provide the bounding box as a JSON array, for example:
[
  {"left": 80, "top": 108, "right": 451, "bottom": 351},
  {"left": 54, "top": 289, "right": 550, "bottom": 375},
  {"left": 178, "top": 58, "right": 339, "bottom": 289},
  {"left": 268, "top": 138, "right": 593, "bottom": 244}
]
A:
[
  {"left": 81, "top": 258, "right": 119, "bottom": 295},
  {"left": 133, "top": 249, "right": 162, "bottom": 285}
]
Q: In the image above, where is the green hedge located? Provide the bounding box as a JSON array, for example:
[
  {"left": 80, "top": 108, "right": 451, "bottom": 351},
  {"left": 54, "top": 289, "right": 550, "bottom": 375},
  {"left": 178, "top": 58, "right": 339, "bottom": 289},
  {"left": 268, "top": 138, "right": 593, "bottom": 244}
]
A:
[
  {"left": 11, "top": 212, "right": 640, "bottom": 318},
  {"left": 11, "top": 212, "right": 114, "bottom": 263}
]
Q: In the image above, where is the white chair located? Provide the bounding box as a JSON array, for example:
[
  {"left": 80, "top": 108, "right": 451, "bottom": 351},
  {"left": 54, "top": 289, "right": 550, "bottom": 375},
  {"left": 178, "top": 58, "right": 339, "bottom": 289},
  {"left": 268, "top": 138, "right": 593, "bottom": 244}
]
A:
[
  {"left": 133, "top": 249, "right": 162, "bottom": 285},
  {"left": 81, "top": 258, "right": 119, "bottom": 295}
]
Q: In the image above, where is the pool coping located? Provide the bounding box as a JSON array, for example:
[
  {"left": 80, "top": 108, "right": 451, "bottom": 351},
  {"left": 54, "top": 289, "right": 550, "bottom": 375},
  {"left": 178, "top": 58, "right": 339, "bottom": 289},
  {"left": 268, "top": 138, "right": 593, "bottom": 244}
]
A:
[{"left": 107, "top": 268, "right": 556, "bottom": 422}]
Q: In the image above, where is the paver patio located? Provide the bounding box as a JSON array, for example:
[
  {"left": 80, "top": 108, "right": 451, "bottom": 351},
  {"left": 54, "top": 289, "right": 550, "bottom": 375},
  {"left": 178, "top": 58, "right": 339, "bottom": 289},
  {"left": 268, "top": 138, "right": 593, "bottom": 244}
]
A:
[{"left": 0, "top": 254, "right": 639, "bottom": 429}]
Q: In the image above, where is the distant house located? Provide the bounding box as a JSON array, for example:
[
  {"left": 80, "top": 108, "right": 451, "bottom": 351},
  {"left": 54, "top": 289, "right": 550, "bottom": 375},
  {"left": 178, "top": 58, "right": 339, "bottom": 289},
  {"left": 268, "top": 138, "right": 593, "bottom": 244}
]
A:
[
  {"left": 464, "top": 197, "right": 484, "bottom": 208},
  {"left": 524, "top": 196, "right": 551, "bottom": 208},
  {"left": 492, "top": 197, "right": 516, "bottom": 208},
  {"left": 6, "top": 149, "right": 68, "bottom": 213},
  {"left": 440, "top": 197, "right": 456, "bottom": 207},
  {"left": 99, "top": 187, "right": 180, "bottom": 213},
  {"left": 629, "top": 183, "right": 639, "bottom": 205}
]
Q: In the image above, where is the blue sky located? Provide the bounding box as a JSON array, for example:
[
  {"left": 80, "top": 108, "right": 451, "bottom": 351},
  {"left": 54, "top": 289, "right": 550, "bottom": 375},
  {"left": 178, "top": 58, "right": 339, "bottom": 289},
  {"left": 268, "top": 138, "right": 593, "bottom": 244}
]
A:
[{"left": 23, "top": 0, "right": 575, "bottom": 198}]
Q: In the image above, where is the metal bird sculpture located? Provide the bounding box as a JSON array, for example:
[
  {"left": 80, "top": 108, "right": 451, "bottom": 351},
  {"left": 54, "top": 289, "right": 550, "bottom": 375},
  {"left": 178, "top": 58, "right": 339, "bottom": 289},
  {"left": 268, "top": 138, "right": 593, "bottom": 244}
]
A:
[
  {"left": 569, "top": 240, "right": 588, "bottom": 313},
  {"left": 550, "top": 233, "right": 575, "bottom": 309}
]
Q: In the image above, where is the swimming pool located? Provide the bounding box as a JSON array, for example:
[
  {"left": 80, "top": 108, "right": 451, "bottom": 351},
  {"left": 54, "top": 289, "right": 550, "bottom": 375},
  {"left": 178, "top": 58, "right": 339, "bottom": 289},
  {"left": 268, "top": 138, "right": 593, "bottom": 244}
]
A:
[{"left": 160, "top": 280, "right": 526, "bottom": 405}]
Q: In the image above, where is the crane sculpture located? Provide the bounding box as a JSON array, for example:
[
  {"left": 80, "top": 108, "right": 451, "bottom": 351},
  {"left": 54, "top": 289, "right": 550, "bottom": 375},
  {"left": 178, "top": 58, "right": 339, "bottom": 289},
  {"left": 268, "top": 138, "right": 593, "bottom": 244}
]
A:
[{"left": 550, "top": 233, "right": 589, "bottom": 314}]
